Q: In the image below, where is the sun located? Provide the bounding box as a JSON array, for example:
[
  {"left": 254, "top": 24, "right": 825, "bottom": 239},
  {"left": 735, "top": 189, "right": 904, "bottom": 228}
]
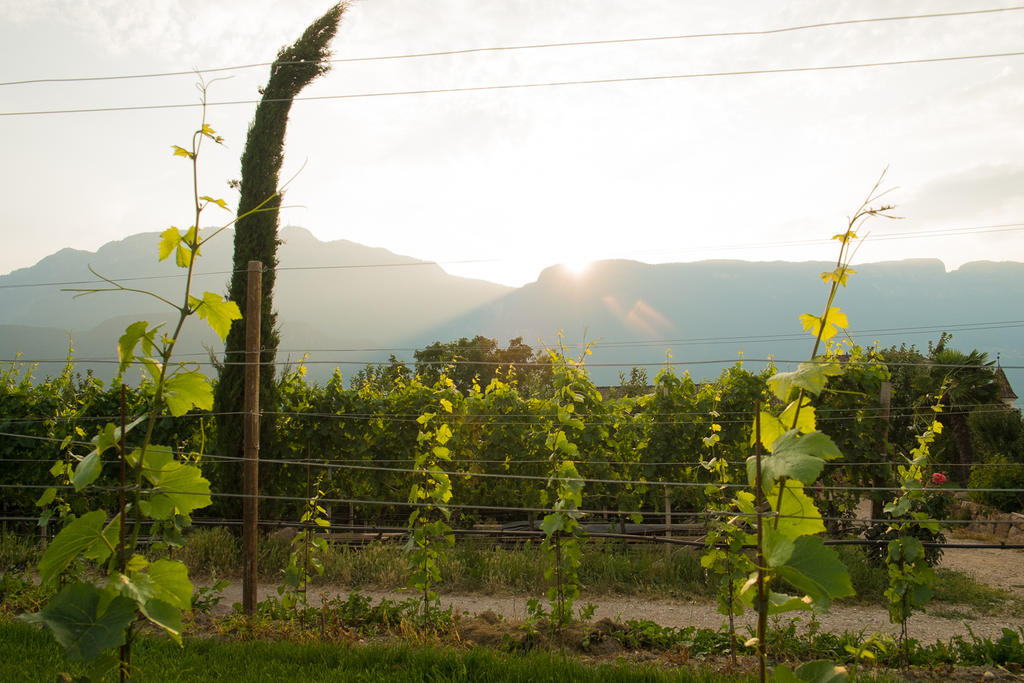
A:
[{"left": 562, "top": 257, "right": 592, "bottom": 276}]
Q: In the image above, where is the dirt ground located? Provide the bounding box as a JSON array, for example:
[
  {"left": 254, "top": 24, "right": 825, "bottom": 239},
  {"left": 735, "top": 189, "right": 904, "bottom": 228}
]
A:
[{"left": 209, "top": 538, "right": 1024, "bottom": 645}]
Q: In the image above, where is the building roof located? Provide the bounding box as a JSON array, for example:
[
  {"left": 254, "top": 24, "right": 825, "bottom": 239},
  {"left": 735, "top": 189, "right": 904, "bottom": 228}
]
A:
[{"left": 994, "top": 365, "right": 1018, "bottom": 401}]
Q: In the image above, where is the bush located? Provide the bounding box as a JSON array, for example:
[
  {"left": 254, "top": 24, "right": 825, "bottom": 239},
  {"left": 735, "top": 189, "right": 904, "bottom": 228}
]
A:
[
  {"left": 178, "top": 526, "right": 240, "bottom": 576},
  {"left": 969, "top": 455, "right": 1024, "bottom": 513}
]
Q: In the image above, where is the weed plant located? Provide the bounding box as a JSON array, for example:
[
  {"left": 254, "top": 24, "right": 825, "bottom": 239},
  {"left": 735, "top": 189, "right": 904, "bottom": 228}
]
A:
[{"left": 0, "top": 530, "right": 39, "bottom": 573}]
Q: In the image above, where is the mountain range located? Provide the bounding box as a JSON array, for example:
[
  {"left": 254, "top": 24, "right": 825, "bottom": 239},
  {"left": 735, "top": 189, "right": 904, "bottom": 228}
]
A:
[{"left": 1, "top": 227, "right": 1020, "bottom": 402}]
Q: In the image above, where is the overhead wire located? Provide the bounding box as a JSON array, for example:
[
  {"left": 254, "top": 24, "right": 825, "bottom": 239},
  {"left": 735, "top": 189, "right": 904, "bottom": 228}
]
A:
[
  {"left": 2, "top": 5, "right": 1021, "bottom": 88},
  {"left": 2, "top": 440, "right": 1021, "bottom": 496},
  {"left": 4, "top": 50, "right": 1024, "bottom": 117}
]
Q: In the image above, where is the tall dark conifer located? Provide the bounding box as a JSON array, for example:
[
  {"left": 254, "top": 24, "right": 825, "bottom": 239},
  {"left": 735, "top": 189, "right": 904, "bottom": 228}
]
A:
[{"left": 214, "top": 4, "right": 345, "bottom": 508}]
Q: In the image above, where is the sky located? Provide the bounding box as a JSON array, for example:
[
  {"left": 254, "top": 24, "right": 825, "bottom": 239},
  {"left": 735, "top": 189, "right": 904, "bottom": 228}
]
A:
[{"left": 1, "top": 0, "right": 1023, "bottom": 287}]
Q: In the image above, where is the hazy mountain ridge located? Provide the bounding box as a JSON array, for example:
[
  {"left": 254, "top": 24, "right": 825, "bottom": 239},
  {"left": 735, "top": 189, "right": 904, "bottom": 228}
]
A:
[{"left": 0, "top": 230, "right": 1020, "bottom": 402}]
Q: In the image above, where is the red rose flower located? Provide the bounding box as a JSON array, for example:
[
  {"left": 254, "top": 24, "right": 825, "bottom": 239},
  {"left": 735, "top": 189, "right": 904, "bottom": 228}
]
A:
[{"left": 931, "top": 472, "right": 947, "bottom": 485}]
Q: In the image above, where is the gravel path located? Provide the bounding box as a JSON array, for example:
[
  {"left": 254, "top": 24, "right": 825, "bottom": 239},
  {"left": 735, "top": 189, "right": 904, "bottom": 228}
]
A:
[{"left": 210, "top": 542, "right": 1024, "bottom": 644}]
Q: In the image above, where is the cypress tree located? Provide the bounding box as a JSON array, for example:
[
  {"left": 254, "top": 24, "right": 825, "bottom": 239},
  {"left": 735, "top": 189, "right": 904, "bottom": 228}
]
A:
[{"left": 213, "top": 4, "right": 346, "bottom": 513}]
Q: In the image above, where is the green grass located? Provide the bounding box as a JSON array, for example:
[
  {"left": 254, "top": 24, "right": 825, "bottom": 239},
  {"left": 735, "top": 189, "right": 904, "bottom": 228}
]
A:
[
  {"left": 178, "top": 530, "right": 710, "bottom": 597},
  {"left": 932, "top": 568, "right": 1024, "bottom": 615},
  {"left": 0, "top": 621, "right": 750, "bottom": 682},
  {"left": 0, "top": 529, "right": 41, "bottom": 572}
]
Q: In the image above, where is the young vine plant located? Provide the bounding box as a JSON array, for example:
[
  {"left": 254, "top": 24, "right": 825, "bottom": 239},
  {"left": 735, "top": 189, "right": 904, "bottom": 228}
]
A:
[
  {"left": 883, "top": 391, "right": 946, "bottom": 662},
  {"left": 531, "top": 340, "right": 594, "bottom": 630},
  {"left": 405, "top": 378, "right": 458, "bottom": 626},
  {"left": 741, "top": 176, "right": 898, "bottom": 682},
  {"left": 18, "top": 85, "right": 261, "bottom": 682}
]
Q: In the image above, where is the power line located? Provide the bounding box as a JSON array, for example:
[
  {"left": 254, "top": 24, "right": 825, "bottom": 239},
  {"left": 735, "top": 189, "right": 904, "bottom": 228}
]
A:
[
  {"left": 4, "top": 50, "right": 1024, "bottom": 117},
  {"left": 3, "top": 6, "right": 1020, "bottom": 88}
]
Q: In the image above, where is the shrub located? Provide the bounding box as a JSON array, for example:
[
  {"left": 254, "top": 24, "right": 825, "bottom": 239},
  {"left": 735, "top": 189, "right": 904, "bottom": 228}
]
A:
[{"left": 969, "top": 455, "right": 1024, "bottom": 513}]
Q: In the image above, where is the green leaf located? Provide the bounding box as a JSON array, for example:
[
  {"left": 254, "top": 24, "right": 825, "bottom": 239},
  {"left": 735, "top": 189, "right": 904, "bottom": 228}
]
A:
[
  {"left": 18, "top": 582, "right": 136, "bottom": 662},
  {"left": 763, "top": 527, "right": 795, "bottom": 568},
  {"left": 140, "top": 598, "right": 183, "bottom": 644},
  {"left": 793, "top": 660, "right": 850, "bottom": 683},
  {"left": 158, "top": 227, "right": 182, "bottom": 262},
  {"left": 772, "top": 429, "right": 840, "bottom": 468},
  {"left": 750, "top": 430, "right": 840, "bottom": 488},
  {"left": 769, "top": 362, "right": 843, "bottom": 401},
  {"left": 767, "top": 482, "right": 826, "bottom": 540},
  {"left": 171, "top": 145, "right": 194, "bottom": 159},
  {"left": 72, "top": 452, "right": 102, "bottom": 491},
  {"left": 776, "top": 536, "right": 855, "bottom": 611},
  {"left": 139, "top": 495, "right": 175, "bottom": 520},
  {"left": 142, "top": 451, "right": 212, "bottom": 516},
  {"left": 199, "top": 195, "right": 229, "bottom": 211},
  {"left": 174, "top": 226, "right": 200, "bottom": 267},
  {"left": 187, "top": 291, "right": 241, "bottom": 341},
  {"left": 820, "top": 266, "right": 856, "bottom": 288},
  {"left": 753, "top": 411, "right": 787, "bottom": 453},
  {"left": 435, "top": 423, "right": 453, "bottom": 445},
  {"left": 38, "top": 511, "right": 109, "bottom": 585},
  {"left": 799, "top": 307, "right": 849, "bottom": 341},
  {"left": 766, "top": 590, "right": 814, "bottom": 614},
  {"left": 779, "top": 399, "right": 817, "bottom": 435},
  {"left": 163, "top": 371, "right": 213, "bottom": 417},
  {"left": 774, "top": 661, "right": 849, "bottom": 683},
  {"left": 35, "top": 487, "right": 57, "bottom": 507},
  {"left": 142, "top": 559, "right": 193, "bottom": 610},
  {"left": 540, "top": 512, "right": 564, "bottom": 536},
  {"left": 117, "top": 321, "right": 159, "bottom": 375},
  {"left": 83, "top": 516, "right": 120, "bottom": 562}
]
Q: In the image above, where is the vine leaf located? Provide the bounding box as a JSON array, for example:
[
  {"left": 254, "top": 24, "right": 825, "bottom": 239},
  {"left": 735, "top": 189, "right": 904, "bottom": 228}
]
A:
[
  {"left": 18, "top": 582, "right": 136, "bottom": 662},
  {"left": 114, "top": 559, "right": 192, "bottom": 643},
  {"left": 820, "top": 266, "right": 856, "bottom": 288},
  {"left": 749, "top": 430, "right": 840, "bottom": 488},
  {"left": 774, "top": 660, "right": 850, "bottom": 683},
  {"left": 158, "top": 226, "right": 200, "bottom": 267},
  {"left": 766, "top": 483, "right": 826, "bottom": 539},
  {"left": 752, "top": 401, "right": 815, "bottom": 452},
  {"left": 136, "top": 446, "right": 212, "bottom": 517},
  {"left": 187, "top": 291, "right": 241, "bottom": 341},
  {"left": 799, "top": 307, "right": 849, "bottom": 341},
  {"left": 83, "top": 517, "right": 120, "bottom": 562},
  {"left": 198, "top": 195, "right": 229, "bottom": 210},
  {"left": 775, "top": 536, "right": 854, "bottom": 612},
  {"left": 158, "top": 227, "right": 182, "bottom": 262},
  {"left": 37, "top": 511, "right": 111, "bottom": 585},
  {"left": 117, "top": 321, "right": 160, "bottom": 374},
  {"left": 768, "top": 361, "right": 842, "bottom": 401},
  {"left": 163, "top": 371, "right": 213, "bottom": 416},
  {"left": 73, "top": 452, "right": 103, "bottom": 491},
  {"left": 763, "top": 526, "right": 795, "bottom": 567}
]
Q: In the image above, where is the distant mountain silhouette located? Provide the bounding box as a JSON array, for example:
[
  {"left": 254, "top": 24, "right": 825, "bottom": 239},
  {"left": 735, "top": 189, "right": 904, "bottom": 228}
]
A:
[
  {"left": 0, "top": 226, "right": 508, "bottom": 379},
  {"left": 0, "top": 229, "right": 1020, "bottom": 403}
]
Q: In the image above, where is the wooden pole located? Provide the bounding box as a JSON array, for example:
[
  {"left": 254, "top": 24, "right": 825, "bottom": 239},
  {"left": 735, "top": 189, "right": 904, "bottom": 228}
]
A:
[
  {"left": 874, "top": 381, "right": 893, "bottom": 520},
  {"left": 664, "top": 486, "right": 672, "bottom": 538},
  {"left": 242, "top": 261, "right": 262, "bottom": 616}
]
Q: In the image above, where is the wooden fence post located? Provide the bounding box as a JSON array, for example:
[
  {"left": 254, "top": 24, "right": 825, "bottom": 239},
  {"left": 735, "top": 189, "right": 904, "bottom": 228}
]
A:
[
  {"left": 664, "top": 486, "right": 672, "bottom": 538},
  {"left": 242, "top": 261, "right": 262, "bottom": 616}
]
